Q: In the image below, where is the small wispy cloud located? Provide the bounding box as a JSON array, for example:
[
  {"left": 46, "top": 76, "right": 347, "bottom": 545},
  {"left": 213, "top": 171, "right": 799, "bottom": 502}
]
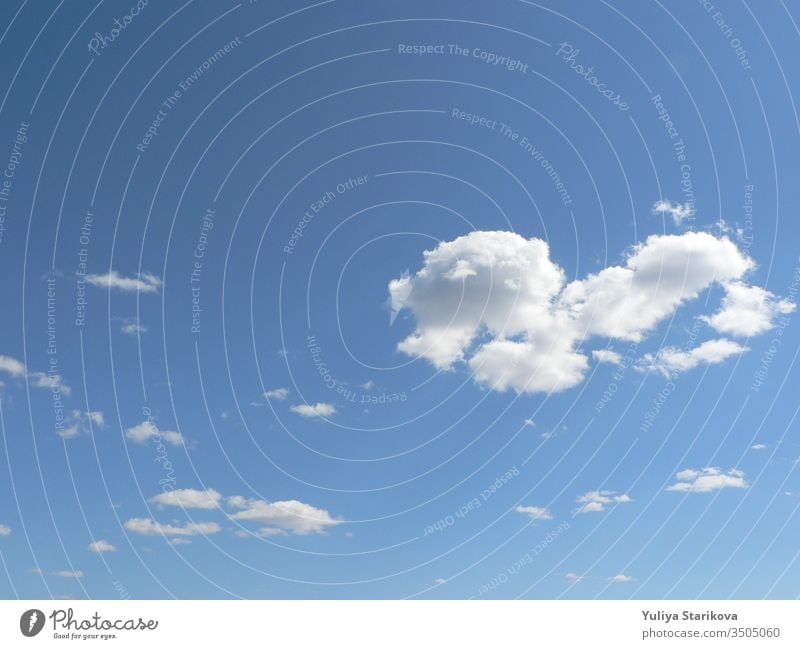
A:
[
  {"left": 653, "top": 199, "right": 695, "bottom": 226},
  {"left": 52, "top": 570, "right": 84, "bottom": 578},
  {"left": 86, "top": 411, "right": 104, "bottom": 426},
  {"left": 85, "top": 271, "right": 162, "bottom": 293},
  {"left": 227, "top": 495, "right": 342, "bottom": 535},
  {"left": 125, "top": 420, "right": 184, "bottom": 446},
  {"left": 515, "top": 505, "right": 553, "bottom": 521},
  {"left": 88, "top": 540, "right": 116, "bottom": 554},
  {"left": 576, "top": 490, "right": 631, "bottom": 514},
  {"left": 0, "top": 355, "right": 71, "bottom": 396},
  {"left": 120, "top": 321, "right": 148, "bottom": 335},
  {"left": 289, "top": 402, "right": 336, "bottom": 418},
  {"left": 29, "top": 371, "right": 71, "bottom": 396},
  {"left": 636, "top": 339, "right": 747, "bottom": 378},
  {"left": 609, "top": 574, "right": 634, "bottom": 583},
  {"left": 666, "top": 467, "right": 747, "bottom": 493},
  {"left": 123, "top": 518, "right": 221, "bottom": 537},
  {"left": 264, "top": 387, "right": 289, "bottom": 400},
  {"left": 150, "top": 488, "right": 222, "bottom": 510},
  {"left": 57, "top": 410, "right": 104, "bottom": 440}
]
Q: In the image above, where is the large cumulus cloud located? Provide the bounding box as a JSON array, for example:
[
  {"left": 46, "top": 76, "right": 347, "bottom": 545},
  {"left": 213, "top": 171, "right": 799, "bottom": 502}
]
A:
[{"left": 389, "top": 230, "right": 792, "bottom": 393}]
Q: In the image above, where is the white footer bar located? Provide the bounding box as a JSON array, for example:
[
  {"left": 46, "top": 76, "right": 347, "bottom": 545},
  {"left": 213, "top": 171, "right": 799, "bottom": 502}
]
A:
[{"left": 1, "top": 600, "right": 796, "bottom": 647}]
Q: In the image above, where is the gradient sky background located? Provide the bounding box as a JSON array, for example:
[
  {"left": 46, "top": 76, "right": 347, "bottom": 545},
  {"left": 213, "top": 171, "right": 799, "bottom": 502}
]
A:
[{"left": 1, "top": 0, "right": 800, "bottom": 599}]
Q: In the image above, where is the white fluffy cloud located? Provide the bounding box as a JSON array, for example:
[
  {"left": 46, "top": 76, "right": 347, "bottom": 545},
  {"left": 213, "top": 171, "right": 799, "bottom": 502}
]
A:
[
  {"left": 125, "top": 420, "right": 184, "bottom": 446},
  {"left": 636, "top": 339, "right": 747, "bottom": 378},
  {"left": 702, "top": 282, "right": 794, "bottom": 336},
  {"left": 85, "top": 270, "right": 162, "bottom": 293},
  {"left": 0, "top": 524, "right": 10, "bottom": 536},
  {"left": 389, "top": 232, "right": 565, "bottom": 370},
  {"left": 559, "top": 232, "right": 752, "bottom": 340},
  {"left": 0, "top": 355, "right": 26, "bottom": 377},
  {"left": 150, "top": 488, "right": 222, "bottom": 510},
  {"left": 592, "top": 349, "right": 622, "bottom": 365},
  {"left": 389, "top": 230, "right": 784, "bottom": 394},
  {"left": 124, "top": 518, "right": 221, "bottom": 536},
  {"left": 227, "top": 496, "right": 342, "bottom": 535},
  {"left": 88, "top": 540, "right": 116, "bottom": 553},
  {"left": 469, "top": 337, "right": 588, "bottom": 395},
  {"left": 515, "top": 505, "right": 554, "bottom": 520},
  {"left": 576, "top": 490, "right": 631, "bottom": 514},
  {"left": 289, "top": 402, "right": 336, "bottom": 418},
  {"left": 144, "top": 488, "right": 342, "bottom": 536},
  {"left": 666, "top": 467, "right": 748, "bottom": 493},
  {"left": 565, "top": 572, "right": 584, "bottom": 583}
]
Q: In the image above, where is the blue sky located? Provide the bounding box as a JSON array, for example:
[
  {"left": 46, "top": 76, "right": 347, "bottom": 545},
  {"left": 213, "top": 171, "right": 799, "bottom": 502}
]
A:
[{"left": 1, "top": 0, "right": 800, "bottom": 599}]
